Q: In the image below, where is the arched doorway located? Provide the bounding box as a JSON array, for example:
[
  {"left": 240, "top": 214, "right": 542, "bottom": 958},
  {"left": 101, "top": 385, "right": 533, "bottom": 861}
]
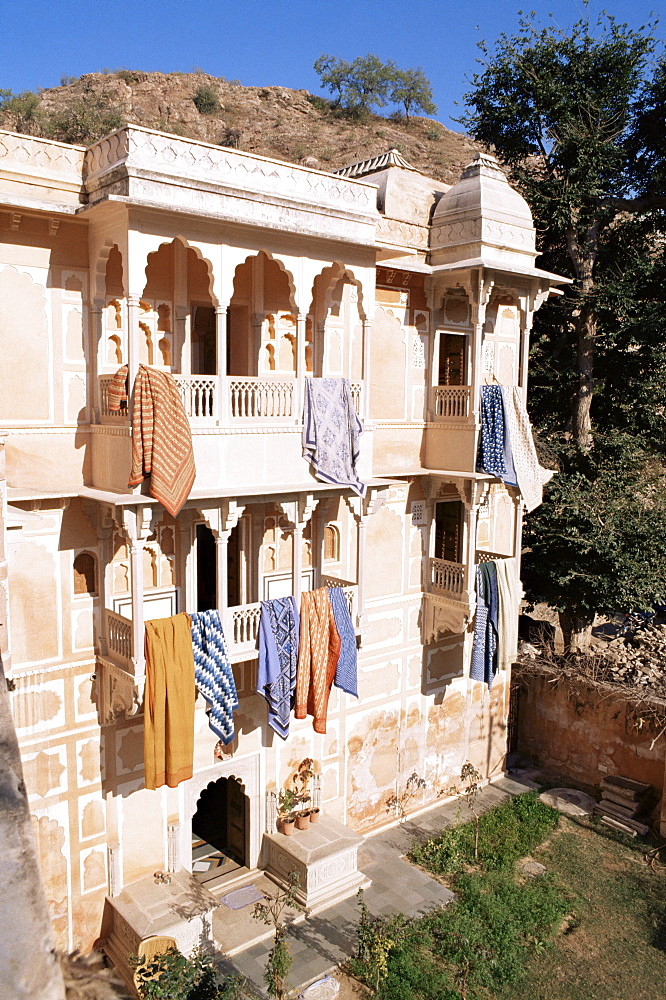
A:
[{"left": 191, "top": 776, "right": 248, "bottom": 886}]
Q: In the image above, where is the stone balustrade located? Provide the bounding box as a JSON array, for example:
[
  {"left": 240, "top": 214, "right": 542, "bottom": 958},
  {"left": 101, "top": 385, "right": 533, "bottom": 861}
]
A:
[
  {"left": 430, "top": 557, "right": 465, "bottom": 596},
  {"left": 431, "top": 385, "right": 472, "bottom": 420}
]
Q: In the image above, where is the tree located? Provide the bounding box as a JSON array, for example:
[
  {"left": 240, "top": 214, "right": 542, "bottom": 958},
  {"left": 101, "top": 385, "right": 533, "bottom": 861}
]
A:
[
  {"left": 314, "top": 53, "right": 398, "bottom": 117},
  {"left": 461, "top": 12, "right": 665, "bottom": 450},
  {"left": 391, "top": 67, "right": 437, "bottom": 122},
  {"left": 313, "top": 54, "right": 352, "bottom": 108},
  {"left": 522, "top": 435, "right": 666, "bottom": 649}
]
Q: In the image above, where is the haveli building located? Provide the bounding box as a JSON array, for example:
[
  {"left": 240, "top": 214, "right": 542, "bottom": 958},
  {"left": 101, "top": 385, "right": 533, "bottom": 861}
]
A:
[{"left": 0, "top": 125, "right": 567, "bottom": 963}]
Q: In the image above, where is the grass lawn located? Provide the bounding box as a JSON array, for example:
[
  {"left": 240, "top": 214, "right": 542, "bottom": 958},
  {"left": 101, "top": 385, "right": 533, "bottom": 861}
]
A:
[
  {"left": 349, "top": 794, "right": 666, "bottom": 1000},
  {"left": 496, "top": 817, "right": 666, "bottom": 1000}
]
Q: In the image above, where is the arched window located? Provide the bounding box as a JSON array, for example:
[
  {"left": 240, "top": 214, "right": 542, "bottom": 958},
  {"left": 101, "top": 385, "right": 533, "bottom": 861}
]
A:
[
  {"left": 324, "top": 524, "right": 340, "bottom": 562},
  {"left": 73, "top": 552, "right": 97, "bottom": 596}
]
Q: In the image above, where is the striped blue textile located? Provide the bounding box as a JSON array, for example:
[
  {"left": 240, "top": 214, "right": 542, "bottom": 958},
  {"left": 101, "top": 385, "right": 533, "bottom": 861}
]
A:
[
  {"left": 190, "top": 610, "right": 238, "bottom": 744},
  {"left": 328, "top": 587, "right": 358, "bottom": 698},
  {"left": 470, "top": 563, "right": 499, "bottom": 689},
  {"left": 257, "top": 597, "right": 299, "bottom": 739}
]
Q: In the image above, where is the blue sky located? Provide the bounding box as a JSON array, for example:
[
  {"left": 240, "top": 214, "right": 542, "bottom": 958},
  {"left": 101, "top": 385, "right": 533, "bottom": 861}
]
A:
[{"left": 2, "top": 0, "right": 664, "bottom": 128}]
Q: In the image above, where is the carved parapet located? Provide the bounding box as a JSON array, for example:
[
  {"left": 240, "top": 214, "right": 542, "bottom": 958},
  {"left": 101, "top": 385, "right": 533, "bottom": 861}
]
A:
[
  {"left": 424, "top": 592, "right": 473, "bottom": 642},
  {"left": 94, "top": 657, "right": 140, "bottom": 725}
]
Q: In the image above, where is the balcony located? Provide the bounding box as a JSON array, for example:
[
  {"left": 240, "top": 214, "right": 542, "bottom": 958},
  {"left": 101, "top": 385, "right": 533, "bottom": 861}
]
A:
[
  {"left": 103, "top": 581, "right": 359, "bottom": 673},
  {"left": 425, "top": 385, "right": 477, "bottom": 474},
  {"left": 99, "top": 375, "right": 361, "bottom": 425},
  {"left": 424, "top": 558, "right": 472, "bottom": 642},
  {"left": 430, "top": 386, "right": 472, "bottom": 421},
  {"left": 94, "top": 376, "right": 365, "bottom": 494}
]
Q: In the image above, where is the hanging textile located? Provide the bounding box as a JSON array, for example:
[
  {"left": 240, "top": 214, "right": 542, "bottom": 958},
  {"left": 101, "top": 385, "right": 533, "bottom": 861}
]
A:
[
  {"left": 295, "top": 588, "right": 341, "bottom": 734},
  {"left": 495, "top": 558, "right": 522, "bottom": 671},
  {"left": 190, "top": 610, "right": 238, "bottom": 745},
  {"left": 303, "top": 378, "right": 366, "bottom": 497},
  {"left": 143, "top": 613, "right": 196, "bottom": 789},
  {"left": 257, "top": 597, "right": 300, "bottom": 740},
  {"left": 476, "top": 385, "right": 507, "bottom": 479},
  {"left": 109, "top": 364, "right": 196, "bottom": 516},
  {"left": 501, "top": 386, "right": 554, "bottom": 512},
  {"left": 470, "top": 563, "right": 499, "bottom": 689},
  {"left": 328, "top": 586, "right": 358, "bottom": 698}
]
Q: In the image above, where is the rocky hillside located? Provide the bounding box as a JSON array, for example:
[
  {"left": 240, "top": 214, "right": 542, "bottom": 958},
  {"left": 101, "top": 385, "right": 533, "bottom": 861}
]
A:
[{"left": 1, "top": 71, "right": 481, "bottom": 184}]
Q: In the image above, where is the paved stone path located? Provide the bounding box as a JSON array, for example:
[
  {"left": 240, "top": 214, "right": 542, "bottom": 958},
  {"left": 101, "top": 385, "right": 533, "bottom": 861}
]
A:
[{"left": 223, "top": 775, "right": 536, "bottom": 997}]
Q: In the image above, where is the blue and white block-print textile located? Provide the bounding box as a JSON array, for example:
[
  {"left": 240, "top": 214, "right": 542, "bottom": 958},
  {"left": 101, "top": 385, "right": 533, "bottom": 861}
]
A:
[
  {"left": 257, "top": 597, "right": 299, "bottom": 739},
  {"left": 476, "top": 385, "right": 507, "bottom": 479},
  {"left": 190, "top": 610, "right": 238, "bottom": 744},
  {"left": 328, "top": 587, "right": 358, "bottom": 698},
  {"left": 303, "top": 378, "right": 366, "bottom": 497}
]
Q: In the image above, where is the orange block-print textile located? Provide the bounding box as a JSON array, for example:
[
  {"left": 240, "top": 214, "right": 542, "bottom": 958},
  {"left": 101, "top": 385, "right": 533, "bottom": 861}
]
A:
[
  {"left": 109, "top": 364, "right": 196, "bottom": 517},
  {"left": 295, "top": 588, "right": 341, "bottom": 734},
  {"left": 143, "top": 613, "right": 196, "bottom": 790}
]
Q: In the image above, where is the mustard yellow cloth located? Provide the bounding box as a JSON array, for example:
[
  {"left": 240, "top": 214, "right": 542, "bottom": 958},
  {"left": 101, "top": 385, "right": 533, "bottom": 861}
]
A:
[
  {"left": 295, "top": 588, "right": 340, "bottom": 734},
  {"left": 143, "top": 613, "right": 195, "bottom": 790}
]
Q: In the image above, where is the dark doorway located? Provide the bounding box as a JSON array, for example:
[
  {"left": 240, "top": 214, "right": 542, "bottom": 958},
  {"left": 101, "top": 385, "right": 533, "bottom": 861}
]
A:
[
  {"left": 435, "top": 501, "right": 463, "bottom": 563},
  {"left": 196, "top": 523, "right": 217, "bottom": 612},
  {"left": 191, "top": 305, "right": 216, "bottom": 375},
  {"left": 191, "top": 776, "right": 248, "bottom": 885},
  {"left": 227, "top": 524, "right": 241, "bottom": 607},
  {"left": 438, "top": 333, "right": 466, "bottom": 386}
]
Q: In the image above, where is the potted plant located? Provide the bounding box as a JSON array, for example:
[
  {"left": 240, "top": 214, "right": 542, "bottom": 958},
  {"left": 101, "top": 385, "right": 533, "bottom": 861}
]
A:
[
  {"left": 291, "top": 758, "right": 315, "bottom": 828},
  {"left": 277, "top": 788, "right": 297, "bottom": 836},
  {"left": 295, "top": 809, "right": 310, "bottom": 831}
]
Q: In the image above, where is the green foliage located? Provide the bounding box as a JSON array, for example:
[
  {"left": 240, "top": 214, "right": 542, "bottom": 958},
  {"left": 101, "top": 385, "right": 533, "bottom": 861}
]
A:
[
  {"left": 44, "top": 91, "right": 123, "bottom": 144},
  {"left": 387, "top": 771, "right": 427, "bottom": 819},
  {"left": 350, "top": 889, "right": 411, "bottom": 993},
  {"left": 115, "top": 69, "right": 147, "bottom": 85},
  {"left": 418, "top": 871, "right": 570, "bottom": 998},
  {"left": 410, "top": 792, "right": 559, "bottom": 876},
  {"left": 390, "top": 67, "right": 437, "bottom": 122},
  {"left": 193, "top": 85, "right": 221, "bottom": 115},
  {"left": 314, "top": 53, "right": 436, "bottom": 122},
  {"left": 521, "top": 434, "right": 666, "bottom": 627},
  {"left": 306, "top": 94, "right": 332, "bottom": 112},
  {"left": 0, "top": 90, "right": 41, "bottom": 132},
  {"left": 130, "top": 947, "right": 243, "bottom": 1000},
  {"left": 252, "top": 871, "right": 301, "bottom": 999}
]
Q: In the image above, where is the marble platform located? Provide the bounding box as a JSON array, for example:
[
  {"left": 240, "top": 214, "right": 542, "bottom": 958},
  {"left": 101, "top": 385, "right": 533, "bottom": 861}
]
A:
[{"left": 262, "top": 814, "right": 370, "bottom": 914}]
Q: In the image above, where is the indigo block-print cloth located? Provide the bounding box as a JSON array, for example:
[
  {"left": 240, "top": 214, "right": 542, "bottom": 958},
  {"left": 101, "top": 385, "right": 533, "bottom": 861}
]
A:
[
  {"left": 303, "top": 377, "right": 366, "bottom": 497},
  {"left": 470, "top": 563, "right": 499, "bottom": 689},
  {"left": 476, "top": 385, "right": 507, "bottom": 478},
  {"left": 328, "top": 586, "right": 358, "bottom": 698},
  {"left": 257, "top": 597, "right": 299, "bottom": 739}
]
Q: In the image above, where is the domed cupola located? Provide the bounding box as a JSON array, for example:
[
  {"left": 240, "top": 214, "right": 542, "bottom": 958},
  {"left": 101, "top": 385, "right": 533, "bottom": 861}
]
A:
[{"left": 430, "top": 153, "right": 537, "bottom": 272}]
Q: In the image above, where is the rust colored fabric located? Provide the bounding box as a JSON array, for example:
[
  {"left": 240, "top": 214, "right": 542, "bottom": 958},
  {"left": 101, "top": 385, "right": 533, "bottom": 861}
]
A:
[
  {"left": 110, "top": 364, "right": 196, "bottom": 517},
  {"left": 107, "top": 365, "right": 129, "bottom": 411},
  {"left": 295, "top": 588, "right": 341, "bottom": 734},
  {"left": 143, "top": 613, "right": 196, "bottom": 790}
]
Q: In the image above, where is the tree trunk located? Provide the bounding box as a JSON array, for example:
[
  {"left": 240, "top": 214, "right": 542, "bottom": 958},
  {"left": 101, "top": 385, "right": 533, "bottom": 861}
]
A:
[
  {"left": 559, "top": 610, "right": 593, "bottom": 653},
  {"left": 566, "top": 227, "right": 599, "bottom": 450}
]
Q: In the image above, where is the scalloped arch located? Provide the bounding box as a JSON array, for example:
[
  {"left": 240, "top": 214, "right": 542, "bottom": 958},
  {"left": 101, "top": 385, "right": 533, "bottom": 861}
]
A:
[
  {"left": 310, "top": 261, "right": 367, "bottom": 321},
  {"left": 231, "top": 250, "right": 298, "bottom": 311},
  {"left": 144, "top": 236, "right": 218, "bottom": 305},
  {"left": 93, "top": 241, "right": 124, "bottom": 301}
]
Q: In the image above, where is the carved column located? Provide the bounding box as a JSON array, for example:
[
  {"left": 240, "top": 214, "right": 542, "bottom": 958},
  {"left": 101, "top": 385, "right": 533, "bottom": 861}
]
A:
[
  {"left": 84, "top": 501, "right": 114, "bottom": 657},
  {"left": 251, "top": 313, "right": 264, "bottom": 377},
  {"left": 90, "top": 300, "right": 104, "bottom": 422},
  {"left": 199, "top": 502, "right": 246, "bottom": 615},
  {"left": 296, "top": 312, "right": 308, "bottom": 421},
  {"left": 215, "top": 305, "right": 228, "bottom": 422},
  {"left": 361, "top": 319, "right": 372, "bottom": 420},
  {"left": 122, "top": 505, "right": 157, "bottom": 687},
  {"left": 174, "top": 239, "right": 189, "bottom": 374},
  {"left": 107, "top": 844, "right": 122, "bottom": 897},
  {"left": 178, "top": 511, "right": 196, "bottom": 614},
  {"left": 470, "top": 272, "right": 494, "bottom": 422},
  {"left": 126, "top": 294, "right": 141, "bottom": 406},
  {"left": 167, "top": 822, "right": 181, "bottom": 873}
]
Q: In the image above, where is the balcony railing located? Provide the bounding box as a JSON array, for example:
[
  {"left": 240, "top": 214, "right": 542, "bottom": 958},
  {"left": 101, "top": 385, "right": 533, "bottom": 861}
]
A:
[
  {"left": 430, "top": 557, "right": 465, "bottom": 596},
  {"left": 229, "top": 378, "right": 294, "bottom": 419},
  {"left": 100, "top": 375, "right": 362, "bottom": 424},
  {"left": 431, "top": 385, "right": 471, "bottom": 420},
  {"left": 104, "top": 583, "right": 359, "bottom": 670}
]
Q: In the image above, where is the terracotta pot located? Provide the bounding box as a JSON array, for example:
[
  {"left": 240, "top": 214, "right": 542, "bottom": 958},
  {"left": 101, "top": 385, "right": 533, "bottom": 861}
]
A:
[
  {"left": 280, "top": 818, "right": 295, "bottom": 836},
  {"left": 309, "top": 808, "right": 320, "bottom": 824},
  {"left": 295, "top": 813, "right": 310, "bottom": 830}
]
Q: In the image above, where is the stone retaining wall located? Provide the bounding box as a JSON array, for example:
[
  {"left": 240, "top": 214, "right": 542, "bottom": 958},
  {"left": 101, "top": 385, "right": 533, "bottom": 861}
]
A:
[{"left": 513, "top": 668, "right": 666, "bottom": 834}]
